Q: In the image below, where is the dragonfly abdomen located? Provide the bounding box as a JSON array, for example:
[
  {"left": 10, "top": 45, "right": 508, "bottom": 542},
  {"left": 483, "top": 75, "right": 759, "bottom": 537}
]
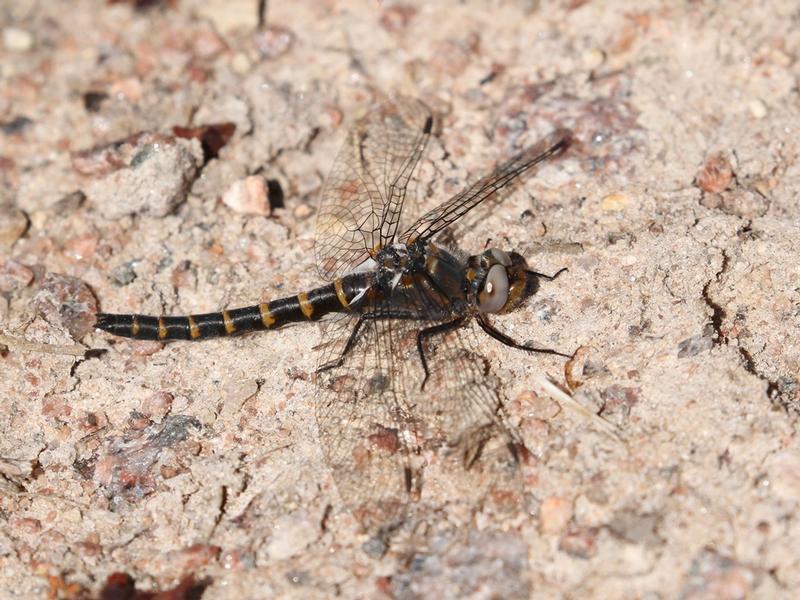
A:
[{"left": 96, "top": 274, "right": 370, "bottom": 341}]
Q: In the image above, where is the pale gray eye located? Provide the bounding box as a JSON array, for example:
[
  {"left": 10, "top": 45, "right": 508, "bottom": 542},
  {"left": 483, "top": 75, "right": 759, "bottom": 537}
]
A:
[
  {"left": 477, "top": 264, "right": 509, "bottom": 313},
  {"left": 487, "top": 249, "right": 512, "bottom": 267}
]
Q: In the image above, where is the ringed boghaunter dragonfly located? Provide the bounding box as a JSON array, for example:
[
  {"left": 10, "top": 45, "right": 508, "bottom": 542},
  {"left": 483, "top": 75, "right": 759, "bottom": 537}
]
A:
[{"left": 96, "top": 98, "right": 572, "bottom": 530}]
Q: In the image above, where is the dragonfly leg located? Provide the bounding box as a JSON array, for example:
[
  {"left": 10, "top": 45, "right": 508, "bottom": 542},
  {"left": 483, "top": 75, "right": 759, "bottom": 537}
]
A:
[
  {"left": 476, "top": 314, "right": 571, "bottom": 358},
  {"left": 316, "top": 309, "right": 426, "bottom": 373},
  {"left": 416, "top": 315, "right": 468, "bottom": 391},
  {"left": 316, "top": 315, "right": 367, "bottom": 373},
  {"left": 526, "top": 267, "right": 568, "bottom": 281}
]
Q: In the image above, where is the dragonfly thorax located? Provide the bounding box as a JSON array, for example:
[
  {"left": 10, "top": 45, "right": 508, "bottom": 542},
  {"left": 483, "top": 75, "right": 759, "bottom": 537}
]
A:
[
  {"left": 376, "top": 243, "right": 410, "bottom": 268},
  {"left": 374, "top": 243, "right": 413, "bottom": 291}
]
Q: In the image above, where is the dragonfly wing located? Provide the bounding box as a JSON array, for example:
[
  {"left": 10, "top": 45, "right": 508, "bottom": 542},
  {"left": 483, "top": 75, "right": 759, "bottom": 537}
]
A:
[
  {"left": 314, "top": 97, "right": 432, "bottom": 281},
  {"left": 400, "top": 128, "right": 571, "bottom": 244},
  {"left": 315, "top": 289, "right": 525, "bottom": 533},
  {"left": 315, "top": 309, "right": 428, "bottom": 533}
]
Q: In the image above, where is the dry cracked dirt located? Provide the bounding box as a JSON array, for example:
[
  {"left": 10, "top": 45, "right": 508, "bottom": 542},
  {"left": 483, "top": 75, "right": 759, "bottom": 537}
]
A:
[{"left": 1, "top": 1, "right": 799, "bottom": 598}]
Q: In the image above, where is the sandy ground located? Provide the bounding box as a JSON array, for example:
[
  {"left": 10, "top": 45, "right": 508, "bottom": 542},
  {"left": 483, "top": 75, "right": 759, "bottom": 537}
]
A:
[{"left": 1, "top": 0, "right": 799, "bottom": 598}]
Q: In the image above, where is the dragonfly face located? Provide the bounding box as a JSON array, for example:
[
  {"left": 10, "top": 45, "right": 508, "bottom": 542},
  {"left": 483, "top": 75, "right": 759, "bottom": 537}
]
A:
[{"left": 466, "top": 249, "right": 540, "bottom": 314}]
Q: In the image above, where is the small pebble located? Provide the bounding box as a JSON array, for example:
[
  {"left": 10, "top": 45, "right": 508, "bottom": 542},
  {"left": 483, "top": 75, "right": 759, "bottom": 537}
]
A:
[
  {"left": 109, "top": 262, "right": 137, "bottom": 286},
  {"left": 83, "top": 134, "right": 203, "bottom": 218},
  {"left": 539, "top": 496, "right": 573, "bottom": 534},
  {"left": 559, "top": 526, "right": 599, "bottom": 558},
  {"left": 12, "top": 516, "right": 42, "bottom": 535},
  {"left": 28, "top": 210, "right": 48, "bottom": 230},
  {"left": 192, "top": 29, "right": 227, "bottom": 59},
  {"left": 380, "top": 4, "right": 417, "bottom": 33},
  {"left": 748, "top": 98, "right": 767, "bottom": 119},
  {"left": 719, "top": 188, "right": 769, "bottom": 219},
  {"left": 109, "top": 77, "right": 143, "bottom": 103},
  {"left": 514, "top": 390, "right": 560, "bottom": 420},
  {"left": 600, "top": 385, "right": 640, "bottom": 416},
  {"left": 2, "top": 27, "right": 33, "bottom": 52},
  {"left": 140, "top": 391, "right": 174, "bottom": 421},
  {"left": 0, "top": 208, "right": 28, "bottom": 247},
  {"left": 32, "top": 273, "right": 98, "bottom": 339},
  {"left": 696, "top": 153, "right": 733, "bottom": 194},
  {"left": 73, "top": 131, "right": 169, "bottom": 177},
  {"left": 1, "top": 116, "right": 32, "bottom": 135},
  {"left": 222, "top": 175, "right": 270, "bottom": 216},
  {"left": 231, "top": 52, "right": 251, "bottom": 73},
  {"left": 767, "top": 48, "right": 792, "bottom": 68},
  {"left": 320, "top": 105, "right": 343, "bottom": 128},
  {"left": 293, "top": 203, "right": 313, "bottom": 219},
  {"left": 63, "top": 233, "right": 99, "bottom": 263},
  {"left": 0, "top": 259, "right": 34, "bottom": 292},
  {"left": 600, "top": 192, "right": 630, "bottom": 211},
  {"left": 583, "top": 47, "right": 605, "bottom": 70},
  {"left": 684, "top": 550, "right": 756, "bottom": 599},
  {"left": 252, "top": 25, "right": 294, "bottom": 59},
  {"left": 83, "top": 91, "right": 109, "bottom": 113},
  {"left": 195, "top": 0, "right": 260, "bottom": 32}
]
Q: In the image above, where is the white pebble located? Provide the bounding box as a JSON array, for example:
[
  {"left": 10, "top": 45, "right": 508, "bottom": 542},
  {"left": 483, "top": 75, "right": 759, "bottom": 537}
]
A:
[
  {"left": 195, "top": 0, "right": 260, "bottom": 32},
  {"left": 748, "top": 98, "right": 767, "bottom": 119},
  {"left": 222, "top": 175, "right": 270, "bottom": 216},
  {"left": 583, "top": 48, "right": 605, "bottom": 70},
  {"left": 231, "top": 52, "right": 251, "bottom": 74},
  {"left": 2, "top": 27, "right": 33, "bottom": 52}
]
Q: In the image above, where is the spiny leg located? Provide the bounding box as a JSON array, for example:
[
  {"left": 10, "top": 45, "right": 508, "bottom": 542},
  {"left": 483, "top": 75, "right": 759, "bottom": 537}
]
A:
[
  {"left": 416, "top": 315, "right": 467, "bottom": 391},
  {"left": 476, "top": 314, "right": 570, "bottom": 358},
  {"left": 316, "top": 309, "right": 426, "bottom": 373},
  {"left": 316, "top": 315, "right": 367, "bottom": 373},
  {"left": 526, "top": 267, "right": 568, "bottom": 281}
]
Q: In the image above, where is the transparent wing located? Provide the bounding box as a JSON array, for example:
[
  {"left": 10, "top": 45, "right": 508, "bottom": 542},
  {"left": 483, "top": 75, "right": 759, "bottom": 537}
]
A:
[
  {"left": 418, "top": 322, "right": 527, "bottom": 520},
  {"left": 400, "top": 128, "right": 571, "bottom": 244},
  {"left": 315, "top": 310, "right": 426, "bottom": 532},
  {"left": 314, "top": 97, "right": 433, "bottom": 281},
  {"left": 315, "top": 291, "right": 524, "bottom": 532}
]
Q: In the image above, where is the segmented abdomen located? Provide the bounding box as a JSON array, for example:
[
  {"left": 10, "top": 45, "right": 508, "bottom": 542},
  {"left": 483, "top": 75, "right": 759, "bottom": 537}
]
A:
[{"left": 96, "top": 275, "right": 369, "bottom": 341}]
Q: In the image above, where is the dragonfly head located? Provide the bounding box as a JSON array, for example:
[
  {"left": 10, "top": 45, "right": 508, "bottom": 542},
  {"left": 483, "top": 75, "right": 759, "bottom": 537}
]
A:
[{"left": 467, "top": 249, "right": 538, "bottom": 314}]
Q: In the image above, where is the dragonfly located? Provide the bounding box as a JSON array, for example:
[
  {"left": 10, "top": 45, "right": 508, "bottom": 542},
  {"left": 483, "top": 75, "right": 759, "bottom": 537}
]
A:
[{"left": 96, "top": 97, "right": 572, "bottom": 532}]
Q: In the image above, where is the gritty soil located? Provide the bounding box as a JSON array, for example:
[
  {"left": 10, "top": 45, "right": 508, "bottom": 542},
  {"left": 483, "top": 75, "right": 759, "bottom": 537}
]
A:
[{"left": 1, "top": 1, "right": 799, "bottom": 598}]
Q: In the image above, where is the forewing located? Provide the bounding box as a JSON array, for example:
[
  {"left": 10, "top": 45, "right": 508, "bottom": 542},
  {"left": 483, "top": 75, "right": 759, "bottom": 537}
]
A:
[
  {"left": 400, "top": 128, "right": 571, "bottom": 244},
  {"left": 314, "top": 97, "right": 433, "bottom": 280}
]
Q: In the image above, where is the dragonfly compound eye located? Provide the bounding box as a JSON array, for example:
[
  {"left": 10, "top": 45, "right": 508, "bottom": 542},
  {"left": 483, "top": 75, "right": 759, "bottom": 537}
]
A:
[
  {"left": 486, "top": 248, "right": 512, "bottom": 267},
  {"left": 477, "top": 264, "right": 509, "bottom": 313}
]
